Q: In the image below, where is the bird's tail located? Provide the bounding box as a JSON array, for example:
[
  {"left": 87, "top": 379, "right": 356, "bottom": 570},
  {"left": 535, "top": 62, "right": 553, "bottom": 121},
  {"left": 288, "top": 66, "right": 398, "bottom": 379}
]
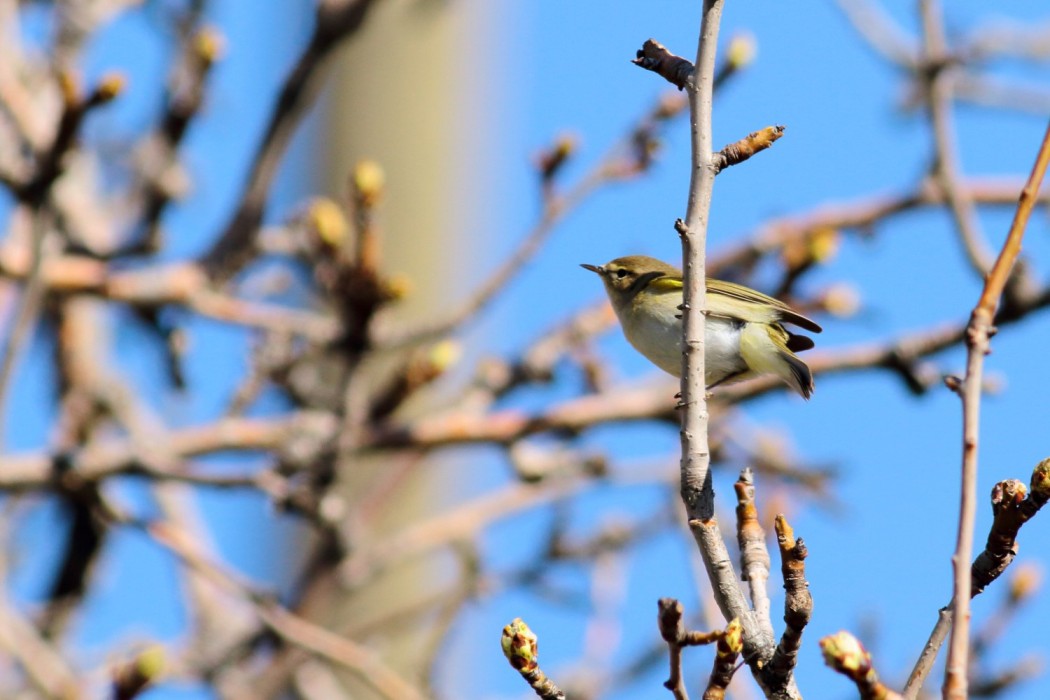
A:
[{"left": 739, "top": 323, "right": 815, "bottom": 399}]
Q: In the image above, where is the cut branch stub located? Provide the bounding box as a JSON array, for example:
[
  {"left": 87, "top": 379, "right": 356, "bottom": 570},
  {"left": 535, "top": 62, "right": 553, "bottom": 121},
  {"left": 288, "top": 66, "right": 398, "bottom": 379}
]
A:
[
  {"left": 658, "top": 597, "right": 687, "bottom": 643},
  {"left": 633, "top": 39, "right": 695, "bottom": 90}
]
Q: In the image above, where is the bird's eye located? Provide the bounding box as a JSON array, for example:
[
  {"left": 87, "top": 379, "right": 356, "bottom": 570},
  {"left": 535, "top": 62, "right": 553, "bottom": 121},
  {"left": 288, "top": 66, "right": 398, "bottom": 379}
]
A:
[{"left": 616, "top": 269, "right": 628, "bottom": 279}]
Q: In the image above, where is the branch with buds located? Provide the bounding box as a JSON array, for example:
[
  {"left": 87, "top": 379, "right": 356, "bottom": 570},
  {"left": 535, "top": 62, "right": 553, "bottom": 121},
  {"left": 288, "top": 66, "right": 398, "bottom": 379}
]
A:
[
  {"left": 820, "top": 631, "right": 902, "bottom": 700},
  {"left": 501, "top": 619, "right": 566, "bottom": 700}
]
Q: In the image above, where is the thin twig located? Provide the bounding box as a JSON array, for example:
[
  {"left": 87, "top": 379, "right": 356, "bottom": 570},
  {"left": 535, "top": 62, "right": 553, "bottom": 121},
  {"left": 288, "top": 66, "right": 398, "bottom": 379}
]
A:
[
  {"left": 0, "top": 68, "right": 119, "bottom": 450},
  {"left": 0, "top": 209, "right": 51, "bottom": 454},
  {"left": 709, "top": 176, "right": 1049, "bottom": 275},
  {"left": 145, "top": 519, "right": 428, "bottom": 700},
  {"left": 339, "top": 466, "right": 671, "bottom": 589},
  {"left": 943, "top": 117, "right": 1050, "bottom": 700},
  {"left": 920, "top": 0, "right": 995, "bottom": 279},
  {"left": 703, "top": 618, "right": 742, "bottom": 700},
  {"left": 675, "top": 0, "right": 724, "bottom": 520},
  {"left": 0, "top": 256, "right": 340, "bottom": 342},
  {"left": 0, "top": 412, "right": 336, "bottom": 488},
  {"left": 657, "top": 598, "right": 726, "bottom": 700},
  {"left": 833, "top": 0, "right": 917, "bottom": 67},
  {"left": 375, "top": 89, "right": 693, "bottom": 350},
  {"left": 905, "top": 607, "right": 952, "bottom": 700},
  {"left": 375, "top": 167, "right": 606, "bottom": 349},
  {"left": 904, "top": 458, "right": 1050, "bottom": 698},
  {"left": 0, "top": 590, "right": 81, "bottom": 698},
  {"left": 201, "top": 0, "right": 381, "bottom": 280},
  {"left": 131, "top": 26, "right": 222, "bottom": 254}
]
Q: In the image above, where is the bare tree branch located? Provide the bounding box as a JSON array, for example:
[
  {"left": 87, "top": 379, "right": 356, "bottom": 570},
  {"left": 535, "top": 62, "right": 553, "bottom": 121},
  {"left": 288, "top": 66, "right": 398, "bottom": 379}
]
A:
[
  {"left": 200, "top": 0, "right": 382, "bottom": 280},
  {"left": 943, "top": 118, "right": 1050, "bottom": 700},
  {"left": 904, "top": 458, "right": 1050, "bottom": 698},
  {"left": 734, "top": 469, "right": 772, "bottom": 638}
]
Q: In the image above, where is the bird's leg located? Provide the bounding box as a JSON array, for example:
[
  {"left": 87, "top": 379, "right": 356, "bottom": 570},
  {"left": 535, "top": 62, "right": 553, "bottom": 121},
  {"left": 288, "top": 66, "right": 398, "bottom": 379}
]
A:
[
  {"left": 675, "top": 300, "right": 688, "bottom": 320},
  {"left": 706, "top": 370, "right": 748, "bottom": 392}
]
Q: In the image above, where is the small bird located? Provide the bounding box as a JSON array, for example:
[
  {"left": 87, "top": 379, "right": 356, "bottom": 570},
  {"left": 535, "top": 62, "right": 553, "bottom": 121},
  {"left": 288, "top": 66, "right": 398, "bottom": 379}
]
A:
[{"left": 581, "top": 255, "right": 822, "bottom": 398}]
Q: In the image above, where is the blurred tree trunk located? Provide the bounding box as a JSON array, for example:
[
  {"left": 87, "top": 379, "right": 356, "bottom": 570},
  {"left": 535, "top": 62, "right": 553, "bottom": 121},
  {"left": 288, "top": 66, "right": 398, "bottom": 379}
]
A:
[{"left": 289, "top": 3, "right": 499, "bottom": 697}]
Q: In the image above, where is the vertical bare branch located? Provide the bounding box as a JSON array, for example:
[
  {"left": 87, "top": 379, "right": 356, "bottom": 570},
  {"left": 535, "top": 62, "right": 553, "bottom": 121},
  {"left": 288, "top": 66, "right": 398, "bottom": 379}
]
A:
[
  {"left": 673, "top": 1, "right": 780, "bottom": 679},
  {"left": 905, "top": 457, "right": 1050, "bottom": 698},
  {"left": 734, "top": 469, "right": 772, "bottom": 636},
  {"left": 672, "top": 4, "right": 759, "bottom": 666},
  {"left": 0, "top": 72, "right": 123, "bottom": 451},
  {"left": 766, "top": 515, "right": 812, "bottom": 691},
  {"left": 919, "top": 0, "right": 994, "bottom": 278},
  {"left": 658, "top": 598, "right": 695, "bottom": 700},
  {"left": 677, "top": 0, "right": 721, "bottom": 523}
]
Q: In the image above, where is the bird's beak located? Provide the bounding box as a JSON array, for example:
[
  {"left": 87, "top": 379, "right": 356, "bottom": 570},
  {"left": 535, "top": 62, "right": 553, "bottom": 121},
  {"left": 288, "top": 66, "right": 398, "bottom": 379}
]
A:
[{"left": 580, "top": 263, "right": 602, "bottom": 275}]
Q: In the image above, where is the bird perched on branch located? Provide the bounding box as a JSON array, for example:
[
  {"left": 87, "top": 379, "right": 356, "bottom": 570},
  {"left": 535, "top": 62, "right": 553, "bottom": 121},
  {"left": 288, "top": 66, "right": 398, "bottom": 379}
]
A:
[{"left": 581, "top": 255, "right": 822, "bottom": 399}]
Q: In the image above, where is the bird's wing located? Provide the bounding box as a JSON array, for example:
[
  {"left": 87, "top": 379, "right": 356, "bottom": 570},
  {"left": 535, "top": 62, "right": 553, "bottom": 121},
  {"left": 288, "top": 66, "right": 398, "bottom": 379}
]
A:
[
  {"left": 643, "top": 275, "right": 822, "bottom": 334},
  {"left": 646, "top": 275, "right": 684, "bottom": 295},
  {"left": 707, "top": 278, "right": 823, "bottom": 333}
]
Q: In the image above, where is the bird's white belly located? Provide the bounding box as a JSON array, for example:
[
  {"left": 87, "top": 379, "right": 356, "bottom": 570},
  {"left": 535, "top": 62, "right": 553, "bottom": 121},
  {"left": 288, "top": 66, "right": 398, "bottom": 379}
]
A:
[{"left": 620, "top": 304, "right": 746, "bottom": 383}]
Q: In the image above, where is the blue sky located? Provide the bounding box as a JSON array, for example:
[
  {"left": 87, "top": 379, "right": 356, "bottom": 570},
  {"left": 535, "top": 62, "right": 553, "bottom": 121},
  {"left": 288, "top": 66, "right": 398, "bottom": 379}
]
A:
[{"left": 4, "top": 1, "right": 1050, "bottom": 699}]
